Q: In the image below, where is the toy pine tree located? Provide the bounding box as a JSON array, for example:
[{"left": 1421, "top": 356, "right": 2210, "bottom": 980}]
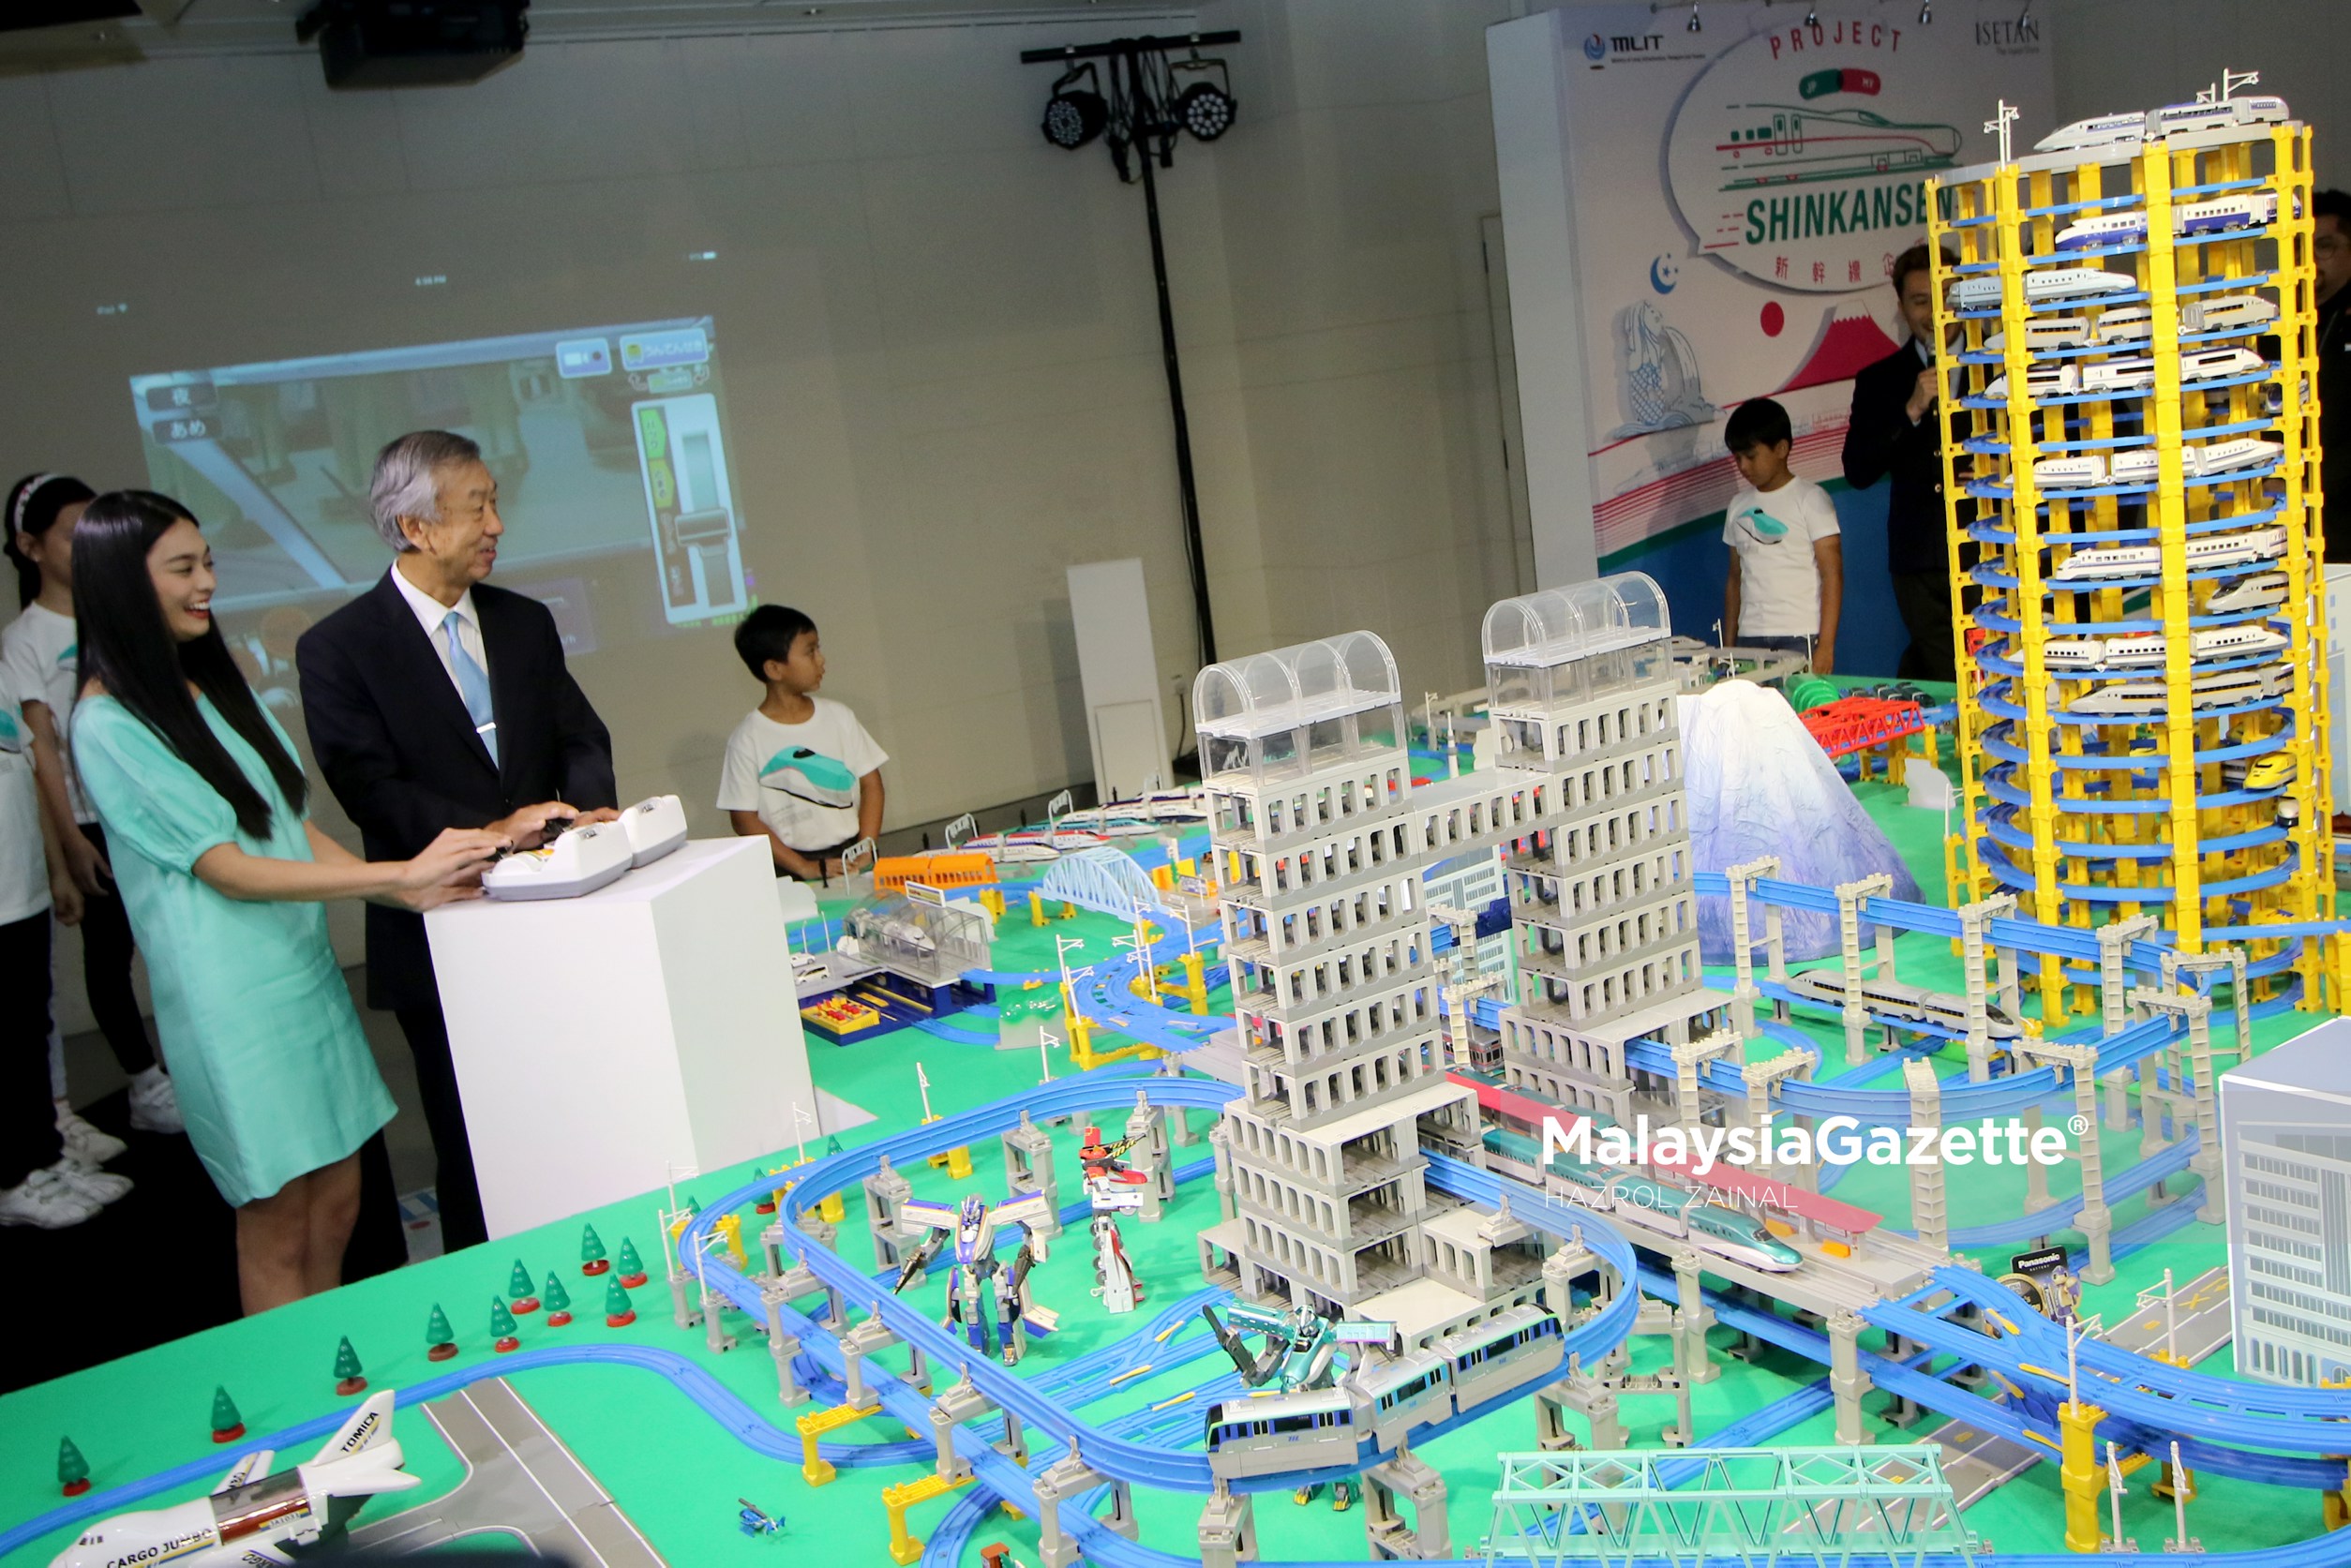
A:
[
  {"left": 506, "top": 1260, "right": 541, "bottom": 1314},
  {"left": 580, "top": 1224, "right": 610, "bottom": 1277},
  {"left": 490, "top": 1296, "right": 521, "bottom": 1353},
  {"left": 615, "top": 1237, "right": 648, "bottom": 1288},
  {"left": 210, "top": 1386, "right": 246, "bottom": 1444},
  {"left": 543, "top": 1272, "right": 574, "bottom": 1327},
  {"left": 58, "top": 1436, "right": 90, "bottom": 1497},
  {"left": 603, "top": 1275, "right": 637, "bottom": 1328},
  {"left": 333, "top": 1337, "right": 367, "bottom": 1396},
  {"left": 425, "top": 1303, "right": 459, "bottom": 1363}
]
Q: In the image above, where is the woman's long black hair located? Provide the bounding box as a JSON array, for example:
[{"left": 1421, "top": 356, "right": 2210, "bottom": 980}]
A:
[{"left": 72, "top": 491, "right": 307, "bottom": 839}]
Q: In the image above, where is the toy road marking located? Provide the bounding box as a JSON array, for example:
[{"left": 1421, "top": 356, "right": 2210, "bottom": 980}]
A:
[
  {"left": 1148, "top": 1392, "right": 1195, "bottom": 1411},
  {"left": 1106, "top": 1365, "right": 1155, "bottom": 1387}
]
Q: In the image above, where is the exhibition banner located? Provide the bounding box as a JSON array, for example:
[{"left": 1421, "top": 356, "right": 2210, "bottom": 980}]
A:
[{"left": 1551, "top": 4, "right": 2052, "bottom": 561}]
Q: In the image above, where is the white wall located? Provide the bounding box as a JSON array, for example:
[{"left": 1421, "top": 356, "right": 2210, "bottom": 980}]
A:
[{"left": 2, "top": 4, "right": 1532, "bottom": 1031}]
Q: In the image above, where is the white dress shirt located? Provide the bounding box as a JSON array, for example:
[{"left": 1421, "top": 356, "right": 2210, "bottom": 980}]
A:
[{"left": 388, "top": 561, "right": 490, "bottom": 697}]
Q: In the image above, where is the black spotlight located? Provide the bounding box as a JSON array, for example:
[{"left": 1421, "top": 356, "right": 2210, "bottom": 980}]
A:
[
  {"left": 1042, "top": 62, "right": 1109, "bottom": 150},
  {"left": 1169, "top": 54, "right": 1236, "bottom": 142}
]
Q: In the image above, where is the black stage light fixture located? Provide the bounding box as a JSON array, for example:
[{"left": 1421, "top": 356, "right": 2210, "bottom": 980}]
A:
[
  {"left": 1041, "top": 62, "right": 1110, "bottom": 150},
  {"left": 1168, "top": 54, "right": 1236, "bottom": 142},
  {"left": 1686, "top": 2, "right": 1701, "bottom": 33}
]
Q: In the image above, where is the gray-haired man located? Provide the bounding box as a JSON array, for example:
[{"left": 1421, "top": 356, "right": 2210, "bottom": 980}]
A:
[{"left": 298, "top": 429, "right": 616, "bottom": 1250}]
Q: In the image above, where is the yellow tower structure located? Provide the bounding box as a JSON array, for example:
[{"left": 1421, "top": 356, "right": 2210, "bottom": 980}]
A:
[{"left": 1931, "top": 95, "right": 2333, "bottom": 1023}]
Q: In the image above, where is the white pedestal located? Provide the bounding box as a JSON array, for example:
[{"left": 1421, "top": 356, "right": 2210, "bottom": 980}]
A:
[{"left": 426, "top": 836, "right": 815, "bottom": 1240}]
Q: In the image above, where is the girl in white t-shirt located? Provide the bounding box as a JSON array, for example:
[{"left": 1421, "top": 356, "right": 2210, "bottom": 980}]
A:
[
  {"left": 0, "top": 660, "right": 129, "bottom": 1226},
  {"left": 6, "top": 471, "right": 185, "bottom": 1156}
]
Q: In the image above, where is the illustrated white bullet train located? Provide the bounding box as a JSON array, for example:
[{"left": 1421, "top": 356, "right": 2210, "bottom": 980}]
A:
[{"left": 50, "top": 1391, "right": 416, "bottom": 1568}]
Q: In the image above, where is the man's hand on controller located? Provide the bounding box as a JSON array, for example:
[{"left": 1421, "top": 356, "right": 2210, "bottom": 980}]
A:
[{"left": 487, "top": 800, "right": 586, "bottom": 848}]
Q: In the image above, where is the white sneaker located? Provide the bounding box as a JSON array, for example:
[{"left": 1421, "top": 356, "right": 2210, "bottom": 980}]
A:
[
  {"left": 128, "top": 1067, "right": 185, "bottom": 1135},
  {"left": 54, "top": 1101, "right": 127, "bottom": 1165},
  {"left": 0, "top": 1168, "right": 104, "bottom": 1229},
  {"left": 48, "top": 1157, "right": 132, "bottom": 1205}
]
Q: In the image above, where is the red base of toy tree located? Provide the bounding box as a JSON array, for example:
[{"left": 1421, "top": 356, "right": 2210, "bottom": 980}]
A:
[
  {"left": 61, "top": 1480, "right": 89, "bottom": 1498},
  {"left": 337, "top": 1376, "right": 368, "bottom": 1396},
  {"left": 511, "top": 1296, "right": 540, "bottom": 1315},
  {"left": 427, "top": 1342, "right": 459, "bottom": 1362},
  {"left": 618, "top": 1271, "right": 648, "bottom": 1289},
  {"left": 493, "top": 1336, "right": 521, "bottom": 1353},
  {"left": 212, "top": 1424, "right": 246, "bottom": 1444},
  {"left": 582, "top": 1259, "right": 610, "bottom": 1277},
  {"left": 754, "top": 1198, "right": 775, "bottom": 1215},
  {"left": 606, "top": 1308, "right": 636, "bottom": 1328},
  {"left": 547, "top": 1309, "right": 573, "bottom": 1327}
]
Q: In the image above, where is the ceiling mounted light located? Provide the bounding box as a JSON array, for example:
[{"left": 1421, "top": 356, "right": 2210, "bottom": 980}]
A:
[
  {"left": 1687, "top": 2, "right": 1700, "bottom": 32},
  {"left": 1041, "top": 62, "right": 1109, "bottom": 150},
  {"left": 1919, "top": 0, "right": 1932, "bottom": 19},
  {"left": 1169, "top": 53, "right": 1235, "bottom": 142},
  {"left": 1804, "top": 5, "right": 1817, "bottom": 25}
]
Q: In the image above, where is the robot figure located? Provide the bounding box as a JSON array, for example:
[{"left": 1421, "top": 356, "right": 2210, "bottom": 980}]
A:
[
  {"left": 1202, "top": 1302, "right": 1400, "bottom": 1511},
  {"left": 1089, "top": 1211, "right": 1145, "bottom": 1314},
  {"left": 892, "top": 1191, "right": 1056, "bottom": 1366},
  {"left": 1078, "top": 1125, "right": 1147, "bottom": 1187}
]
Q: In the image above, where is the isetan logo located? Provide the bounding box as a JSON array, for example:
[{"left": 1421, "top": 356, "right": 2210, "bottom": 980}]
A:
[{"left": 1975, "top": 17, "right": 2041, "bottom": 46}]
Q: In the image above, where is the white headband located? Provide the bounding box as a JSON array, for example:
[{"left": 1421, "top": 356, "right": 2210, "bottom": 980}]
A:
[{"left": 10, "top": 472, "right": 61, "bottom": 536}]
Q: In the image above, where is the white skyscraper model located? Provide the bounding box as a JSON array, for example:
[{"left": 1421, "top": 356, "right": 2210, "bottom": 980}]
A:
[{"left": 1482, "top": 577, "right": 1729, "bottom": 1125}]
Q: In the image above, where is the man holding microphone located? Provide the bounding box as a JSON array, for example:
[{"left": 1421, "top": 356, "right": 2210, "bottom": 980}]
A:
[{"left": 1844, "top": 241, "right": 1970, "bottom": 682}]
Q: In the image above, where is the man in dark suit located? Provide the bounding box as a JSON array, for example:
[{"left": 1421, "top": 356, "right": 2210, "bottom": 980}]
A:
[
  {"left": 1843, "top": 241, "right": 1969, "bottom": 681},
  {"left": 299, "top": 429, "right": 616, "bottom": 1251}
]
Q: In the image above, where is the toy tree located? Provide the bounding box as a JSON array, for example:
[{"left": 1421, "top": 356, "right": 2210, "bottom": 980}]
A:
[
  {"left": 603, "top": 1276, "right": 637, "bottom": 1328},
  {"left": 425, "top": 1303, "right": 458, "bottom": 1362},
  {"left": 615, "top": 1237, "right": 648, "bottom": 1288},
  {"left": 506, "top": 1260, "right": 541, "bottom": 1314},
  {"left": 490, "top": 1296, "right": 521, "bottom": 1353},
  {"left": 543, "top": 1272, "right": 574, "bottom": 1327},
  {"left": 58, "top": 1436, "right": 90, "bottom": 1497},
  {"left": 580, "top": 1224, "right": 610, "bottom": 1277},
  {"left": 333, "top": 1337, "right": 367, "bottom": 1396},
  {"left": 210, "top": 1386, "right": 246, "bottom": 1444}
]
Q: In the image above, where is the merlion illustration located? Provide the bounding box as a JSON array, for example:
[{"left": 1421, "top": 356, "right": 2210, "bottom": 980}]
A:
[{"left": 1610, "top": 300, "right": 1717, "bottom": 437}]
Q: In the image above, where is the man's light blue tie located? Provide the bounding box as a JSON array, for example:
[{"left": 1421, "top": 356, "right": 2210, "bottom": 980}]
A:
[{"left": 441, "top": 609, "right": 499, "bottom": 765}]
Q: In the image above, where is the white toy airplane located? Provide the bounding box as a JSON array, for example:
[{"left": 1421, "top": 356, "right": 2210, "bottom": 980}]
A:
[{"left": 50, "top": 1390, "right": 417, "bottom": 1568}]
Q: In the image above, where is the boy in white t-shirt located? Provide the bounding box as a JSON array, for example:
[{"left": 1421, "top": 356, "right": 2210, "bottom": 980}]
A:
[
  {"left": 1722, "top": 396, "right": 1844, "bottom": 674},
  {"left": 715, "top": 606, "right": 887, "bottom": 880}
]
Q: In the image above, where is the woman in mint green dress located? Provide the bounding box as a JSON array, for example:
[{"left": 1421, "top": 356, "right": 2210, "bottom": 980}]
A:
[{"left": 70, "top": 492, "right": 504, "bottom": 1314}]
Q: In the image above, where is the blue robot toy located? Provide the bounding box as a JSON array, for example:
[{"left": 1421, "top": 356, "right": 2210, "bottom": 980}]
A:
[{"left": 892, "top": 1191, "right": 1058, "bottom": 1366}]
